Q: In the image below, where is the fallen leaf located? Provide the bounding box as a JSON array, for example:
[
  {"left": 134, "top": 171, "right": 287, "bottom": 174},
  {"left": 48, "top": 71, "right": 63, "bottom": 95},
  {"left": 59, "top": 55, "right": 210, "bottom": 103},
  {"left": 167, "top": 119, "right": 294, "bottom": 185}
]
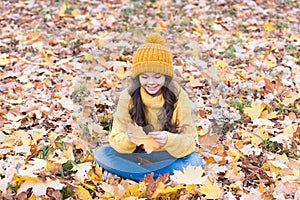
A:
[
  {"left": 200, "top": 177, "right": 223, "bottom": 199},
  {"left": 127, "top": 123, "right": 159, "bottom": 153},
  {"left": 263, "top": 21, "right": 275, "bottom": 32},
  {"left": 171, "top": 165, "right": 207, "bottom": 185},
  {"left": 244, "top": 102, "right": 266, "bottom": 121},
  {"left": 198, "top": 133, "right": 218, "bottom": 150},
  {"left": 75, "top": 186, "right": 92, "bottom": 200},
  {"left": 151, "top": 181, "right": 164, "bottom": 199},
  {"left": 17, "top": 176, "right": 64, "bottom": 197},
  {"left": 0, "top": 53, "right": 10, "bottom": 65}
]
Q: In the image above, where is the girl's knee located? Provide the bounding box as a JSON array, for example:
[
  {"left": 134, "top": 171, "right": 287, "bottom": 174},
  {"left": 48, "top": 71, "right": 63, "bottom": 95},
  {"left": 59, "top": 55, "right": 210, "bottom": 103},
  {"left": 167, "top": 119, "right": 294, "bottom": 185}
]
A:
[{"left": 94, "top": 145, "right": 113, "bottom": 158}]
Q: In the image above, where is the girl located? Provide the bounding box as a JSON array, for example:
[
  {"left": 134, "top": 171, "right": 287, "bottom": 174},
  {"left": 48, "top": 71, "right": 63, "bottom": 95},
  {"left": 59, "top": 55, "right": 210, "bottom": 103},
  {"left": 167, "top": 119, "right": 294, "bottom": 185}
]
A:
[{"left": 94, "top": 33, "right": 203, "bottom": 181}]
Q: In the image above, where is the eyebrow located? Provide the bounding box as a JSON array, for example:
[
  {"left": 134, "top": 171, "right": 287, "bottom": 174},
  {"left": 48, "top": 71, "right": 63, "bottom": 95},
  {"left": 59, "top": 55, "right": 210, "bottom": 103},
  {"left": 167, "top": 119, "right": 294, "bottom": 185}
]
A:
[{"left": 141, "top": 73, "right": 161, "bottom": 76}]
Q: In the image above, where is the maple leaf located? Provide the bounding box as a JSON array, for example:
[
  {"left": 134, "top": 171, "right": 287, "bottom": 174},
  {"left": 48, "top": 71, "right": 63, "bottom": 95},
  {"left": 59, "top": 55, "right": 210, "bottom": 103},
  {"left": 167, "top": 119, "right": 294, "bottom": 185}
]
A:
[
  {"left": 243, "top": 102, "right": 266, "bottom": 121},
  {"left": 200, "top": 177, "right": 223, "bottom": 199},
  {"left": 263, "top": 21, "right": 275, "bottom": 31},
  {"left": 127, "top": 123, "right": 159, "bottom": 153},
  {"left": 171, "top": 165, "right": 207, "bottom": 185},
  {"left": 151, "top": 181, "right": 164, "bottom": 199}
]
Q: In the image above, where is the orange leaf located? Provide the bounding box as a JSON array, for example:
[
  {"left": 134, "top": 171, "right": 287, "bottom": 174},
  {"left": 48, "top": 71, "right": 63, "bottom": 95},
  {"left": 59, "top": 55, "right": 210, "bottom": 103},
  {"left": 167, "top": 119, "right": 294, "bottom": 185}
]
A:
[
  {"left": 198, "top": 133, "right": 218, "bottom": 150},
  {"left": 127, "top": 123, "right": 159, "bottom": 154}
]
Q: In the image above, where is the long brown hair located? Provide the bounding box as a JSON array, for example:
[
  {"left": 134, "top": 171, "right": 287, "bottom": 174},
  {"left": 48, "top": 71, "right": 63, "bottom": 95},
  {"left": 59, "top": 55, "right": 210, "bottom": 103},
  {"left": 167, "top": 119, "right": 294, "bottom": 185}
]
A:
[{"left": 128, "top": 76, "right": 179, "bottom": 133}]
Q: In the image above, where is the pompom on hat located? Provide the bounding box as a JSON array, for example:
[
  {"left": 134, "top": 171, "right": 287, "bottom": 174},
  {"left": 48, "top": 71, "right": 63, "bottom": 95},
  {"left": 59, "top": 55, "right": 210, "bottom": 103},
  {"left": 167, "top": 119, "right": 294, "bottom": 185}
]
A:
[{"left": 132, "top": 33, "right": 174, "bottom": 78}]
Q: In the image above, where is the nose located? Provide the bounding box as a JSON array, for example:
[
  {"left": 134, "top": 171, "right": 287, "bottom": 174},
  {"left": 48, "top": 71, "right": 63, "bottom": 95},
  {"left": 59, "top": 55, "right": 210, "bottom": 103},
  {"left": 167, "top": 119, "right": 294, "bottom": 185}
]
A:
[{"left": 147, "top": 77, "right": 156, "bottom": 84}]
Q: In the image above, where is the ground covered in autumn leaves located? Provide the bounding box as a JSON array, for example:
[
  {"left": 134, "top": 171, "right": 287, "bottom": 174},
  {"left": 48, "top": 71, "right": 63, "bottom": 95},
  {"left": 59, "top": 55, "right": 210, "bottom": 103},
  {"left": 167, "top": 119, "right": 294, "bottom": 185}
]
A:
[{"left": 1, "top": 0, "right": 300, "bottom": 199}]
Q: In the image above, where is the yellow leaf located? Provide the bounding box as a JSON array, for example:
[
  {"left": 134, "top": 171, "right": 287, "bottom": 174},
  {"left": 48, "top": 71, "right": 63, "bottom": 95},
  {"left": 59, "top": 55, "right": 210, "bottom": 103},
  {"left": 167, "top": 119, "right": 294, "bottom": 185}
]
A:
[
  {"left": 59, "top": 3, "right": 67, "bottom": 17},
  {"left": 263, "top": 21, "right": 275, "bottom": 31},
  {"left": 214, "top": 60, "right": 227, "bottom": 69},
  {"left": 115, "top": 65, "right": 125, "bottom": 79},
  {"left": 128, "top": 123, "right": 159, "bottom": 153},
  {"left": 252, "top": 127, "right": 269, "bottom": 147},
  {"left": 171, "top": 165, "right": 207, "bottom": 185},
  {"left": 0, "top": 54, "right": 10, "bottom": 65},
  {"left": 200, "top": 178, "right": 223, "bottom": 199},
  {"left": 282, "top": 93, "right": 300, "bottom": 106},
  {"left": 28, "top": 194, "right": 37, "bottom": 200},
  {"left": 151, "top": 181, "right": 165, "bottom": 198},
  {"left": 261, "top": 111, "right": 278, "bottom": 119},
  {"left": 244, "top": 102, "right": 266, "bottom": 121},
  {"left": 124, "top": 184, "right": 144, "bottom": 197},
  {"left": 161, "top": 185, "right": 182, "bottom": 195},
  {"left": 193, "top": 27, "right": 203, "bottom": 34},
  {"left": 71, "top": 9, "right": 79, "bottom": 17},
  {"left": 157, "top": 21, "right": 167, "bottom": 30},
  {"left": 30, "top": 129, "right": 46, "bottom": 145},
  {"left": 283, "top": 124, "right": 295, "bottom": 134},
  {"left": 229, "top": 183, "right": 242, "bottom": 191},
  {"left": 75, "top": 186, "right": 92, "bottom": 200},
  {"left": 227, "top": 146, "right": 244, "bottom": 162},
  {"left": 84, "top": 52, "right": 94, "bottom": 61},
  {"left": 63, "top": 147, "right": 75, "bottom": 161}
]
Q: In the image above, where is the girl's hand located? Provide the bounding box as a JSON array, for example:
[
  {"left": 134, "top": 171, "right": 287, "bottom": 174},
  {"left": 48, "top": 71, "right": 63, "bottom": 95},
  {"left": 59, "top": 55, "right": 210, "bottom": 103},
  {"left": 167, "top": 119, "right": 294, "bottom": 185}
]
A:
[
  {"left": 126, "top": 127, "right": 142, "bottom": 146},
  {"left": 126, "top": 129, "right": 136, "bottom": 144},
  {"left": 148, "top": 131, "right": 168, "bottom": 148}
]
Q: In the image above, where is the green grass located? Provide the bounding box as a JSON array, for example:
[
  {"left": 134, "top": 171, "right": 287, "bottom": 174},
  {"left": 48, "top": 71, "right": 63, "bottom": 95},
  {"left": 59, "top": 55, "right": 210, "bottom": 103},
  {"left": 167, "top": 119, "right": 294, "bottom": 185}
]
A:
[
  {"left": 40, "top": 145, "right": 53, "bottom": 160},
  {"left": 254, "top": 134, "right": 299, "bottom": 158},
  {"left": 229, "top": 100, "right": 251, "bottom": 114}
]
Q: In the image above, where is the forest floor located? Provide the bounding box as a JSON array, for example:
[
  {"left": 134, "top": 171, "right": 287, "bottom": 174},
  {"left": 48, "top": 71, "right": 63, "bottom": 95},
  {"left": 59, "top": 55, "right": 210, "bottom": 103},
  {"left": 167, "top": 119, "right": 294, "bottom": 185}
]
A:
[{"left": 0, "top": 0, "right": 300, "bottom": 199}]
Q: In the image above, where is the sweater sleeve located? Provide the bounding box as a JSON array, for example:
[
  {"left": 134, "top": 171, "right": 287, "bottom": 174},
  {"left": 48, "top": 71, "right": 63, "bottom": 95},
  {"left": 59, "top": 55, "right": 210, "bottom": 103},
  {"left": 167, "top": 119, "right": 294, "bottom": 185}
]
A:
[
  {"left": 109, "top": 89, "right": 136, "bottom": 153},
  {"left": 160, "top": 89, "right": 197, "bottom": 158}
]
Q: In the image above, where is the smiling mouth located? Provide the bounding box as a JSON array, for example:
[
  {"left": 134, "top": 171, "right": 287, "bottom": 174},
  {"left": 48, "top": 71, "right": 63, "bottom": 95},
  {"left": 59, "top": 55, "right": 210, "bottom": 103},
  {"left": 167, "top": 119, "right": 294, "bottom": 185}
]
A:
[{"left": 146, "top": 86, "right": 157, "bottom": 91}]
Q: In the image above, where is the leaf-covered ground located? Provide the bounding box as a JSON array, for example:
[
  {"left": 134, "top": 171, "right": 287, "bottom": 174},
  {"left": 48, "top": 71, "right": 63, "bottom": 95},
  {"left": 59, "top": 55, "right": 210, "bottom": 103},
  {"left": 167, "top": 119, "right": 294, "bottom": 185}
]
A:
[{"left": 0, "top": 0, "right": 300, "bottom": 199}]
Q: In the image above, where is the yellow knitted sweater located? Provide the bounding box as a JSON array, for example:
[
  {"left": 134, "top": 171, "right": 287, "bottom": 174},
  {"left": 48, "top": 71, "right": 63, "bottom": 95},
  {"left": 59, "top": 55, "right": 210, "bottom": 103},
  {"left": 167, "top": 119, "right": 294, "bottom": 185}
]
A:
[{"left": 109, "top": 82, "right": 197, "bottom": 158}]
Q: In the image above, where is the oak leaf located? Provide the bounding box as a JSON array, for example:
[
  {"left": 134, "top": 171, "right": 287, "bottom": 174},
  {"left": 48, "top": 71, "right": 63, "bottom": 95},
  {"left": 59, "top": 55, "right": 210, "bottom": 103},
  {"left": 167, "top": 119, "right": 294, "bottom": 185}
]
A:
[
  {"left": 17, "top": 176, "right": 64, "bottom": 197},
  {"left": 127, "top": 123, "right": 159, "bottom": 154}
]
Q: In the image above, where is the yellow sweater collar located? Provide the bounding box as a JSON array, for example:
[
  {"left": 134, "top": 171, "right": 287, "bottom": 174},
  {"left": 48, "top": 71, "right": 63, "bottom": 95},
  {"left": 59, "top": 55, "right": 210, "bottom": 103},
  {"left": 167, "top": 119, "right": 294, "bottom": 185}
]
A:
[{"left": 140, "top": 87, "right": 165, "bottom": 108}]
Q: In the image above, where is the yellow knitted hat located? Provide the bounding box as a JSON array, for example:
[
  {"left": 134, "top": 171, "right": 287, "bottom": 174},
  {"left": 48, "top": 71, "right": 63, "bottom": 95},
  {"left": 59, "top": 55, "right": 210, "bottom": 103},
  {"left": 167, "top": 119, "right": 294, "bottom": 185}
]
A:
[{"left": 132, "top": 33, "right": 174, "bottom": 78}]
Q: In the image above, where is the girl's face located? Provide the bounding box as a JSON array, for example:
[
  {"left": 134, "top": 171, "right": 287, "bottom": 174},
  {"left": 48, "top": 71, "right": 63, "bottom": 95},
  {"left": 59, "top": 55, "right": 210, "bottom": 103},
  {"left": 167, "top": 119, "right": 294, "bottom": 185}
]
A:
[{"left": 139, "top": 72, "right": 166, "bottom": 95}]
